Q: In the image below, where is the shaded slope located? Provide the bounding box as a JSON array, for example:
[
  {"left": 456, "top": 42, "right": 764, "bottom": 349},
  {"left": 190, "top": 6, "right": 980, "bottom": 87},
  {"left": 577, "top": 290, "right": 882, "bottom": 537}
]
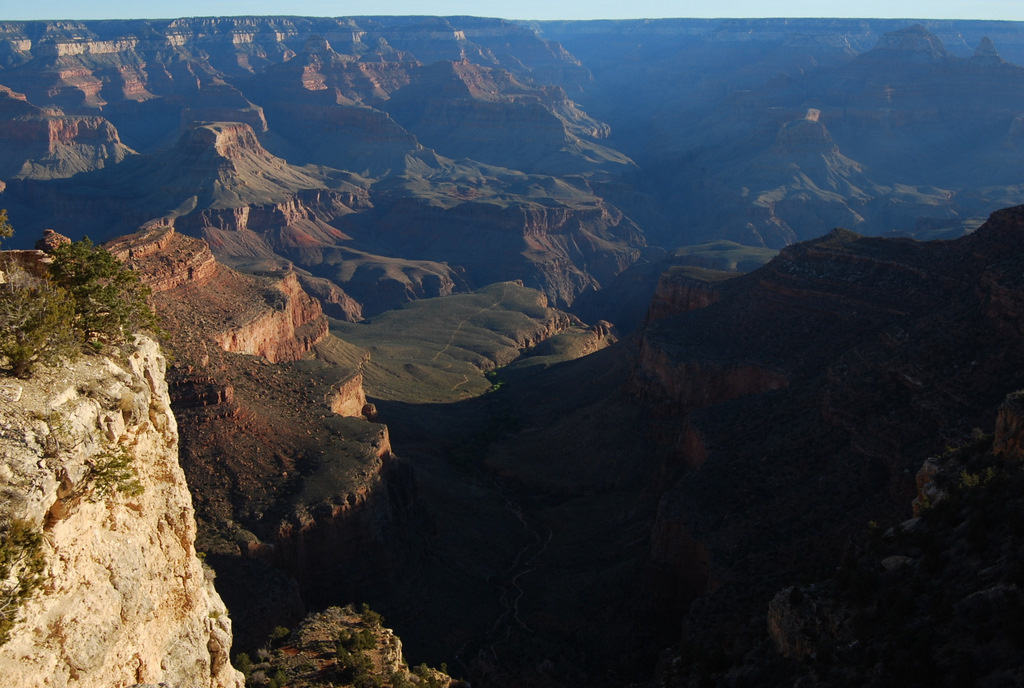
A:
[{"left": 626, "top": 206, "right": 1024, "bottom": 661}]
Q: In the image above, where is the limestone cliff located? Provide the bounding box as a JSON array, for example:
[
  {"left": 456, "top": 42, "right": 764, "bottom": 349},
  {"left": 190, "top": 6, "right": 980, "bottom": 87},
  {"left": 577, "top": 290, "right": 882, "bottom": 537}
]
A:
[{"left": 0, "top": 337, "right": 243, "bottom": 688}]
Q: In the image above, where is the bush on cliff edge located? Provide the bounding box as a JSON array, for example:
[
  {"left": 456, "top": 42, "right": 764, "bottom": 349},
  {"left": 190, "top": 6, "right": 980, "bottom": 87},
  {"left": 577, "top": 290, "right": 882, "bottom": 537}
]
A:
[{"left": 0, "top": 214, "right": 157, "bottom": 378}]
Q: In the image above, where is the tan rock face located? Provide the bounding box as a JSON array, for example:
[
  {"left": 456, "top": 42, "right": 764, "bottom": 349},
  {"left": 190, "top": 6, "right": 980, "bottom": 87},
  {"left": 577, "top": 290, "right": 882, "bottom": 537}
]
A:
[
  {"left": 107, "top": 226, "right": 219, "bottom": 293},
  {"left": 0, "top": 337, "right": 243, "bottom": 688},
  {"left": 328, "top": 372, "right": 369, "bottom": 417},
  {"left": 213, "top": 271, "right": 329, "bottom": 363}
]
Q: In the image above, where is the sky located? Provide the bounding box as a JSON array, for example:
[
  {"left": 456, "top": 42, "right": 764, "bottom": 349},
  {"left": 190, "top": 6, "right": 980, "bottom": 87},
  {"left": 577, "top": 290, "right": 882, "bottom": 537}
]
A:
[{"left": 4, "top": 1, "right": 1024, "bottom": 22}]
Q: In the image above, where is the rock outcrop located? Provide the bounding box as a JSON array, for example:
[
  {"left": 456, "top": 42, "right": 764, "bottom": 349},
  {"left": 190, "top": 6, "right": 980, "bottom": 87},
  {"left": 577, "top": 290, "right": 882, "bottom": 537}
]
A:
[
  {"left": 637, "top": 206, "right": 1024, "bottom": 684},
  {"left": 0, "top": 337, "right": 243, "bottom": 688},
  {"left": 644, "top": 267, "right": 727, "bottom": 323},
  {"left": 262, "top": 428, "right": 424, "bottom": 608},
  {"left": 106, "top": 225, "right": 433, "bottom": 654},
  {"left": 995, "top": 390, "right": 1024, "bottom": 461},
  {"left": 109, "top": 227, "right": 330, "bottom": 363},
  {"left": 0, "top": 85, "right": 134, "bottom": 179},
  {"left": 0, "top": 18, "right": 646, "bottom": 315},
  {"left": 212, "top": 271, "right": 328, "bottom": 363},
  {"left": 246, "top": 605, "right": 454, "bottom": 688},
  {"left": 107, "top": 225, "right": 218, "bottom": 293}
]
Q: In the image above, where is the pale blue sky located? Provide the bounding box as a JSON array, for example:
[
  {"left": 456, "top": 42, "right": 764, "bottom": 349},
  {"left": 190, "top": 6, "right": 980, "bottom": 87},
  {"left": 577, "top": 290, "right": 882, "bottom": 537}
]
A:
[{"left": 3, "top": 1, "right": 1023, "bottom": 22}]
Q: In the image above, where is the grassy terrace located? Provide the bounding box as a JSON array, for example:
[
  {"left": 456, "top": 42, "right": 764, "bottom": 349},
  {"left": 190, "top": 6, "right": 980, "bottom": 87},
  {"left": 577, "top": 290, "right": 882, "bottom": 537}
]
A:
[{"left": 330, "top": 281, "right": 568, "bottom": 404}]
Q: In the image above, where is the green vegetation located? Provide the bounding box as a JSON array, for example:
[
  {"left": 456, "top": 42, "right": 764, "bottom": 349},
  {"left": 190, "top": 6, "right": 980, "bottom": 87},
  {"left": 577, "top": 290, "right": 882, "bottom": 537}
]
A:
[
  {"left": 269, "top": 625, "right": 291, "bottom": 644},
  {"left": 0, "top": 277, "right": 80, "bottom": 378},
  {"left": 0, "top": 519, "right": 45, "bottom": 645},
  {"left": 84, "top": 444, "right": 145, "bottom": 502},
  {"left": 47, "top": 237, "right": 158, "bottom": 346},
  {"left": 0, "top": 215, "right": 157, "bottom": 378},
  {"left": 0, "top": 209, "right": 12, "bottom": 249},
  {"left": 237, "top": 604, "right": 454, "bottom": 688},
  {"left": 661, "top": 264, "right": 742, "bottom": 285},
  {"left": 32, "top": 406, "right": 144, "bottom": 507},
  {"left": 670, "top": 240, "right": 778, "bottom": 272},
  {"left": 234, "top": 652, "right": 254, "bottom": 679},
  {"left": 358, "top": 602, "right": 383, "bottom": 628}
]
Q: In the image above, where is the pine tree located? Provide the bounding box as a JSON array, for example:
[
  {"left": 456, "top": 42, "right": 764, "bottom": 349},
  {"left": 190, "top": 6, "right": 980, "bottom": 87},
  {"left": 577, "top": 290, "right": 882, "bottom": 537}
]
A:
[{"left": 47, "top": 237, "right": 157, "bottom": 346}]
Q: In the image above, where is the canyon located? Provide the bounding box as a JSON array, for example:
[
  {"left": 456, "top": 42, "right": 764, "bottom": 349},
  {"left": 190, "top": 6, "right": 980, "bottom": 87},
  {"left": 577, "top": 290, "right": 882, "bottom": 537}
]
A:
[{"left": 3, "top": 13, "right": 1024, "bottom": 688}]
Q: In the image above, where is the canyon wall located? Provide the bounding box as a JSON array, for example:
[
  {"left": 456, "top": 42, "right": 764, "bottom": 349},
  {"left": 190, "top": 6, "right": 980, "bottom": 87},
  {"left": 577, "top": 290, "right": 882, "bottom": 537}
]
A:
[
  {"left": 110, "top": 227, "right": 331, "bottom": 363},
  {"left": 212, "top": 271, "right": 328, "bottom": 363},
  {"left": 0, "top": 337, "right": 243, "bottom": 688}
]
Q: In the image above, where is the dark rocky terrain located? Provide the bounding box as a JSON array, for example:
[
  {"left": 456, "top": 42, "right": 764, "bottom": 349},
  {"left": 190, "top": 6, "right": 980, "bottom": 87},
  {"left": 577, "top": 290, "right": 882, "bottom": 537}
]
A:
[{"left": 5, "top": 13, "right": 1024, "bottom": 688}]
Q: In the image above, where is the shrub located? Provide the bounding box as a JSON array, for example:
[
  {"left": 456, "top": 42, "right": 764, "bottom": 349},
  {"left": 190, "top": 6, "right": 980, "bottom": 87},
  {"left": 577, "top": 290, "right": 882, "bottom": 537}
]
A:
[
  {"left": 0, "top": 274, "right": 80, "bottom": 378},
  {"left": 233, "top": 652, "right": 253, "bottom": 678},
  {"left": 0, "top": 519, "right": 45, "bottom": 645},
  {"left": 85, "top": 444, "right": 144, "bottom": 501},
  {"left": 360, "top": 602, "right": 384, "bottom": 628},
  {"left": 268, "top": 668, "right": 289, "bottom": 688},
  {"left": 1, "top": 216, "right": 157, "bottom": 377},
  {"left": 269, "top": 625, "right": 291, "bottom": 644},
  {"left": 0, "top": 209, "right": 12, "bottom": 249},
  {"left": 46, "top": 236, "right": 157, "bottom": 346}
]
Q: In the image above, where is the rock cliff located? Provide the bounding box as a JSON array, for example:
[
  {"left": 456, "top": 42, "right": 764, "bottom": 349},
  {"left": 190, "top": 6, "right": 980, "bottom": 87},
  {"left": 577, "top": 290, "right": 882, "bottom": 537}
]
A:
[
  {"left": 0, "top": 17, "right": 646, "bottom": 317},
  {"left": 709, "top": 388, "right": 1024, "bottom": 686},
  {"left": 107, "top": 224, "right": 218, "bottom": 293},
  {"left": 0, "top": 337, "right": 243, "bottom": 688},
  {"left": 0, "top": 85, "right": 133, "bottom": 179},
  {"left": 105, "top": 226, "right": 432, "bottom": 653},
  {"left": 212, "top": 271, "right": 328, "bottom": 363},
  {"left": 109, "top": 227, "right": 330, "bottom": 363},
  {"left": 635, "top": 205, "right": 1024, "bottom": 683}
]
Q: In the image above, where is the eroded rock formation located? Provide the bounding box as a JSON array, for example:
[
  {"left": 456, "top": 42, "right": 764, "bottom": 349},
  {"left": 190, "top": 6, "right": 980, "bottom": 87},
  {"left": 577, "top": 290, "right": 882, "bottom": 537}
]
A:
[
  {"left": 109, "top": 227, "right": 330, "bottom": 363},
  {"left": 0, "top": 337, "right": 243, "bottom": 688}
]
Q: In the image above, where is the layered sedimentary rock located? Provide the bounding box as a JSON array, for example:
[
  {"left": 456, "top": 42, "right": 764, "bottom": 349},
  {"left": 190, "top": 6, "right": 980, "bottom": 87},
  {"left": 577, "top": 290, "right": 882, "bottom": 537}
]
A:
[
  {"left": 383, "top": 58, "right": 626, "bottom": 174},
  {"left": 110, "top": 226, "right": 330, "bottom": 364},
  {"left": 0, "top": 85, "right": 134, "bottom": 179},
  {"left": 107, "top": 225, "right": 218, "bottom": 292},
  {"left": 261, "top": 427, "right": 422, "bottom": 606},
  {"left": 350, "top": 194, "right": 644, "bottom": 309},
  {"left": 212, "top": 272, "right": 328, "bottom": 363},
  {"left": 327, "top": 371, "right": 368, "bottom": 417},
  {"left": 544, "top": 20, "right": 1024, "bottom": 248},
  {"left": 0, "top": 17, "right": 646, "bottom": 314},
  {"left": 108, "top": 225, "right": 431, "bottom": 652},
  {"left": 0, "top": 337, "right": 243, "bottom": 688},
  {"left": 644, "top": 267, "right": 726, "bottom": 323}
]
